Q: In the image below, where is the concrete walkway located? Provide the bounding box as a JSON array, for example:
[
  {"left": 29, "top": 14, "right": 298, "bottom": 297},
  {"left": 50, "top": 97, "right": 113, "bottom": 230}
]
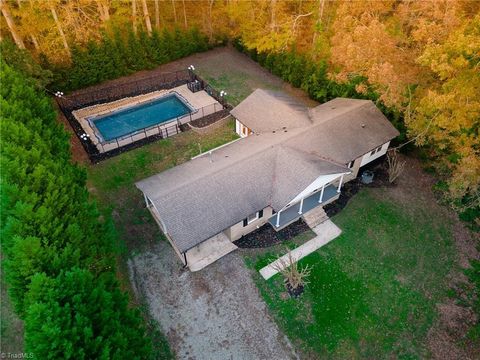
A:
[{"left": 259, "top": 220, "right": 342, "bottom": 280}]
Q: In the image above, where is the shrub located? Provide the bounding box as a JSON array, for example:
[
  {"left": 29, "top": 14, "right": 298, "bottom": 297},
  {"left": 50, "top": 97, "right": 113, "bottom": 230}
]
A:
[
  {"left": 0, "top": 62, "right": 155, "bottom": 358},
  {"left": 45, "top": 27, "right": 212, "bottom": 92}
]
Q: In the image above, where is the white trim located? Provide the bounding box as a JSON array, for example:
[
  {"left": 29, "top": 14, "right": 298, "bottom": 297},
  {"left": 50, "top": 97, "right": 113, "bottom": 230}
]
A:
[
  {"left": 247, "top": 212, "right": 259, "bottom": 224},
  {"left": 275, "top": 210, "right": 282, "bottom": 227},
  {"left": 191, "top": 137, "right": 242, "bottom": 160},
  {"left": 298, "top": 198, "right": 304, "bottom": 215},
  {"left": 337, "top": 174, "right": 344, "bottom": 193},
  {"left": 318, "top": 184, "right": 325, "bottom": 203},
  {"left": 286, "top": 171, "right": 350, "bottom": 207}
]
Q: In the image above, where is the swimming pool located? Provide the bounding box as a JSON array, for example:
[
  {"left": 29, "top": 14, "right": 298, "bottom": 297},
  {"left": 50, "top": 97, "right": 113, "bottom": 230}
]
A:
[{"left": 91, "top": 94, "right": 192, "bottom": 141}]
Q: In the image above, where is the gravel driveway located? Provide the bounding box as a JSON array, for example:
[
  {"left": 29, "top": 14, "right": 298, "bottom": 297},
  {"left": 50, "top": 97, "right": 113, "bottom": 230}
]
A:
[{"left": 128, "top": 241, "right": 297, "bottom": 360}]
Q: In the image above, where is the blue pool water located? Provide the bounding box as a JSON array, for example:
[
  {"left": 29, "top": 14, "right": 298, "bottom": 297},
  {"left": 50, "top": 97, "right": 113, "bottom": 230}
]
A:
[{"left": 92, "top": 94, "right": 192, "bottom": 141}]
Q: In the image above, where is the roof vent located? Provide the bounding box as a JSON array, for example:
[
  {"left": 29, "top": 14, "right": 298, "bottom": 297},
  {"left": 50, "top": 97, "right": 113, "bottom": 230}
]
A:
[
  {"left": 284, "top": 130, "right": 288, "bottom": 133},
  {"left": 361, "top": 124, "right": 366, "bottom": 128},
  {"left": 282, "top": 126, "right": 287, "bottom": 129},
  {"left": 272, "top": 130, "right": 276, "bottom": 133}
]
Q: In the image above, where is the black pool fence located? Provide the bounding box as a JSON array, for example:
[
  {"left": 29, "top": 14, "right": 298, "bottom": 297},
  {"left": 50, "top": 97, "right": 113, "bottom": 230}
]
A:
[
  {"left": 55, "top": 69, "right": 231, "bottom": 163},
  {"left": 95, "top": 102, "right": 227, "bottom": 153}
]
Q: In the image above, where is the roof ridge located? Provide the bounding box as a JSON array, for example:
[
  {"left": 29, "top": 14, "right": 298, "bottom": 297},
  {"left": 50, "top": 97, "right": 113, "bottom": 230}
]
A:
[{"left": 308, "top": 98, "right": 373, "bottom": 124}]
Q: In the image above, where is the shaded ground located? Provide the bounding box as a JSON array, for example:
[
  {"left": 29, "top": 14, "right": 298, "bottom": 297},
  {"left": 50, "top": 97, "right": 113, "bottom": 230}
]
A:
[
  {"left": 128, "top": 241, "right": 297, "bottom": 360},
  {"left": 244, "top": 155, "right": 479, "bottom": 359},
  {"left": 0, "top": 263, "right": 24, "bottom": 355}
]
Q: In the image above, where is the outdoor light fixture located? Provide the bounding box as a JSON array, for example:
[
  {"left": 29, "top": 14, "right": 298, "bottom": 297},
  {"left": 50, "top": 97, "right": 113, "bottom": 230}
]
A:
[
  {"left": 220, "top": 90, "right": 228, "bottom": 97},
  {"left": 54, "top": 91, "right": 64, "bottom": 98},
  {"left": 187, "top": 65, "right": 195, "bottom": 71}
]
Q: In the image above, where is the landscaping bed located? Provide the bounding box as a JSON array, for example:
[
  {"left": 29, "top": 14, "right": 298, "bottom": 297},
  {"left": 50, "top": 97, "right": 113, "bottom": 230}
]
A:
[
  {"left": 234, "top": 219, "right": 310, "bottom": 248},
  {"left": 325, "top": 157, "right": 391, "bottom": 217},
  {"left": 189, "top": 108, "right": 230, "bottom": 128}
]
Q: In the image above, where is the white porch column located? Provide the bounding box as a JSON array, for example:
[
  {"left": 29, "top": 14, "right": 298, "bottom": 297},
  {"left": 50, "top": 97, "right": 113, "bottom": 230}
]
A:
[
  {"left": 298, "top": 198, "right": 304, "bottom": 215},
  {"left": 337, "top": 174, "right": 344, "bottom": 193},
  {"left": 275, "top": 210, "right": 282, "bottom": 227},
  {"left": 318, "top": 184, "right": 325, "bottom": 203}
]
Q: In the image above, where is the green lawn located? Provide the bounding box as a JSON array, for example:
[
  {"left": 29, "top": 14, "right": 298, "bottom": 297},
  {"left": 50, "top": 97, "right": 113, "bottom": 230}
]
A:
[
  {"left": 247, "top": 188, "right": 456, "bottom": 359},
  {"left": 88, "top": 118, "right": 238, "bottom": 253}
]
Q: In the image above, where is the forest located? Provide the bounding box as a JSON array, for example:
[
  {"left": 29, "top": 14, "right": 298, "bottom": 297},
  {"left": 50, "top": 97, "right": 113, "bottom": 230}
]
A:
[
  {"left": 1, "top": 0, "right": 478, "bottom": 219},
  {"left": 0, "top": 0, "right": 479, "bottom": 358}
]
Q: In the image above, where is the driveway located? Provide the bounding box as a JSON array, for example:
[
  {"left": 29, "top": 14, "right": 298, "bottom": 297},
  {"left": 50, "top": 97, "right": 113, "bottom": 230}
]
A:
[{"left": 128, "top": 241, "right": 297, "bottom": 360}]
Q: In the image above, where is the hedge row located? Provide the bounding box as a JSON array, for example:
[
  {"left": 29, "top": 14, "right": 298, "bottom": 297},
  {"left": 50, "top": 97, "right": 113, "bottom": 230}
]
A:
[
  {"left": 232, "top": 39, "right": 406, "bottom": 142},
  {"left": 0, "top": 62, "right": 155, "bottom": 358},
  {"left": 45, "top": 27, "right": 212, "bottom": 92}
]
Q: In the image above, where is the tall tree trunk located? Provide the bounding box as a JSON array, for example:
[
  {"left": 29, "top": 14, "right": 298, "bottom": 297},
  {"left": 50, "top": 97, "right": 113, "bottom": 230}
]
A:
[
  {"left": 141, "top": 0, "right": 152, "bottom": 35},
  {"left": 312, "top": 0, "right": 325, "bottom": 46},
  {"left": 31, "top": 34, "right": 40, "bottom": 50},
  {"left": 0, "top": 0, "right": 25, "bottom": 48},
  {"left": 154, "top": 0, "right": 160, "bottom": 29},
  {"left": 270, "top": 0, "right": 276, "bottom": 32},
  {"left": 103, "top": 3, "right": 110, "bottom": 21},
  {"left": 171, "top": 0, "right": 177, "bottom": 24},
  {"left": 181, "top": 0, "right": 187, "bottom": 28},
  {"left": 96, "top": 0, "right": 106, "bottom": 22},
  {"left": 49, "top": 4, "right": 69, "bottom": 54},
  {"left": 132, "top": 0, "right": 137, "bottom": 34},
  {"left": 208, "top": 0, "right": 214, "bottom": 41}
]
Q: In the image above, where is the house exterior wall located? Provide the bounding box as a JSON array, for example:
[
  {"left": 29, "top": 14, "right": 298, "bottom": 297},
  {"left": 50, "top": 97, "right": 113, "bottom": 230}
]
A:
[
  {"left": 235, "top": 119, "right": 253, "bottom": 138},
  {"left": 344, "top": 157, "right": 362, "bottom": 182},
  {"left": 360, "top": 141, "right": 390, "bottom": 167},
  {"left": 224, "top": 206, "right": 274, "bottom": 241}
]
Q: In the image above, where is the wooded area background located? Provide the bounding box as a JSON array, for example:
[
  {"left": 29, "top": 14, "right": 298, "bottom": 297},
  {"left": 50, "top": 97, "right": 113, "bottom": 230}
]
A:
[{"left": 1, "top": 0, "right": 479, "bottom": 218}]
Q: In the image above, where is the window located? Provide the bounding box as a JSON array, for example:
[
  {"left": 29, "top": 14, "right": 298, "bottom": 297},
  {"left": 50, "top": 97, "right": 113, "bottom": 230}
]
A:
[
  {"left": 243, "top": 210, "right": 263, "bottom": 227},
  {"left": 247, "top": 212, "right": 259, "bottom": 224},
  {"left": 370, "top": 146, "right": 382, "bottom": 156}
]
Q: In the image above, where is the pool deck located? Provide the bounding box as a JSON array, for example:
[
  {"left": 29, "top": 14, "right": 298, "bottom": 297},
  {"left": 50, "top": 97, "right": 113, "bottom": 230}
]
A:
[{"left": 72, "top": 84, "right": 221, "bottom": 153}]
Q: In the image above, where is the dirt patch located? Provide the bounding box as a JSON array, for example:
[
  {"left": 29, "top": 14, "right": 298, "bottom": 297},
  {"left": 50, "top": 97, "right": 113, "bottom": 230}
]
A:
[
  {"left": 128, "top": 242, "right": 298, "bottom": 360},
  {"left": 55, "top": 104, "right": 90, "bottom": 165}
]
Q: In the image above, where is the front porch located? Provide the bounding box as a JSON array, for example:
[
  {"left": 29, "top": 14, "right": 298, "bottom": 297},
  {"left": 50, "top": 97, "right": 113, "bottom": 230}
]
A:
[{"left": 268, "top": 183, "right": 340, "bottom": 230}]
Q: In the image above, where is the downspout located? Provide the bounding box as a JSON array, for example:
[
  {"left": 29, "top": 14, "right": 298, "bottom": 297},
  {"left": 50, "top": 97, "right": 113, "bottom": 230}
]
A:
[{"left": 182, "top": 252, "right": 188, "bottom": 268}]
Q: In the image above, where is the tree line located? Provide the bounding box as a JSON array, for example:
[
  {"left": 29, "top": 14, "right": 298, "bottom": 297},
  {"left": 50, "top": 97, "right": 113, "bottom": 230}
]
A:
[
  {"left": 1, "top": 0, "right": 478, "bottom": 216},
  {"left": 45, "top": 27, "right": 211, "bottom": 91},
  {"left": 0, "top": 61, "right": 172, "bottom": 358}
]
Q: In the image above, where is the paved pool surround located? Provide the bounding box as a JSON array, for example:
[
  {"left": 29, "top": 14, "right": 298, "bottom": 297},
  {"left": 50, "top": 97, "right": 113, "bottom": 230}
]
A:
[{"left": 72, "top": 84, "right": 220, "bottom": 153}]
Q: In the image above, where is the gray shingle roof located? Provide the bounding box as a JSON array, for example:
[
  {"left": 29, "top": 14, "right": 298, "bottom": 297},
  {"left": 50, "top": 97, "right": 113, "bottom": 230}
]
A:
[
  {"left": 230, "top": 89, "right": 312, "bottom": 133},
  {"left": 136, "top": 93, "right": 399, "bottom": 253}
]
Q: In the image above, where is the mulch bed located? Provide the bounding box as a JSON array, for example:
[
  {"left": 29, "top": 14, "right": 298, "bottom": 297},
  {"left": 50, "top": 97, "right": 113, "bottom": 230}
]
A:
[
  {"left": 324, "top": 157, "right": 392, "bottom": 217},
  {"left": 189, "top": 109, "right": 231, "bottom": 128},
  {"left": 234, "top": 219, "right": 310, "bottom": 249}
]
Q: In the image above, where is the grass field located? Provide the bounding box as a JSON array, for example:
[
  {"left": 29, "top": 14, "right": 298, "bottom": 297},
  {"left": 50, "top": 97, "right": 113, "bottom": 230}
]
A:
[{"left": 246, "top": 188, "right": 456, "bottom": 359}]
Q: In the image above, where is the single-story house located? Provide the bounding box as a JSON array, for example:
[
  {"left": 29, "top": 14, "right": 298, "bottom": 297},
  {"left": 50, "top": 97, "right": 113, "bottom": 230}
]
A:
[{"left": 136, "top": 89, "right": 399, "bottom": 271}]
